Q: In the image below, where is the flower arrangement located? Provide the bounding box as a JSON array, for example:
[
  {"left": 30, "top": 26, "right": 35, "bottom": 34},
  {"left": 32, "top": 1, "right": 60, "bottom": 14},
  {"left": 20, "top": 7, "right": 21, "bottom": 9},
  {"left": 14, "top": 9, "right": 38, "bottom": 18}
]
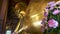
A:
[{"left": 41, "top": 1, "right": 60, "bottom": 34}]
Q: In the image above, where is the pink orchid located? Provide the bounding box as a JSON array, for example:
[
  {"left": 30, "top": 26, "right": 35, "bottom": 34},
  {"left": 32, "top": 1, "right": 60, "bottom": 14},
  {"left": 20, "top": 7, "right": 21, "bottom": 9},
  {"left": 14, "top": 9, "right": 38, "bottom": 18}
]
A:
[
  {"left": 48, "top": 19, "right": 58, "bottom": 28},
  {"left": 52, "top": 9, "right": 60, "bottom": 15}
]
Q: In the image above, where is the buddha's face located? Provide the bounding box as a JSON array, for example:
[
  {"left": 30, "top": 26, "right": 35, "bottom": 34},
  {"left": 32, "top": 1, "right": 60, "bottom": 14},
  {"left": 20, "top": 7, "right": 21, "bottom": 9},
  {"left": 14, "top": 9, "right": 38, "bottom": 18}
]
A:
[{"left": 15, "top": 3, "right": 20, "bottom": 10}]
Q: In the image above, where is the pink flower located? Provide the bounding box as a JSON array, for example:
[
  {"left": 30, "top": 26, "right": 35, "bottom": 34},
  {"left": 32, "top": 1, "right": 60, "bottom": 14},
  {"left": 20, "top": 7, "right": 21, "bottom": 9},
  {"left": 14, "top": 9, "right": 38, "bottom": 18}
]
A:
[
  {"left": 52, "top": 9, "right": 60, "bottom": 15},
  {"left": 48, "top": 1, "right": 55, "bottom": 6},
  {"left": 48, "top": 19, "right": 58, "bottom": 28},
  {"left": 46, "top": 1, "right": 58, "bottom": 10},
  {"left": 44, "top": 9, "right": 48, "bottom": 16},
  {"left": 44, "top": 11, "right": 48, "bottom": 17},
  {"left": 46, "top": 6, "right": 54, "bottom": 10},
  {"left": 40, "top": 25, "right": 45, "bottom": 32}
]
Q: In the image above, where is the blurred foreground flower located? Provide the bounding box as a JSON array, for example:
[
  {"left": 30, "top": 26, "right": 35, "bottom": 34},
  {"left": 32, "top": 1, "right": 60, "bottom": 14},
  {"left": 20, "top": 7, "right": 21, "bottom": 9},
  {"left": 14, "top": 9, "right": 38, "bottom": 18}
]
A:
[
  {"left": 52, "top": 9, "right": 60, "bottom": 15},
  {"left": 48, "top": 1, "right": 55, "bottom": 6},
  {"left": 46, "top": 1, "right": 55, "bottom": 10},
  {"left": 48, "top": 1, "right": 56, "bottom": 7},
  {"left": 44, "top": 11, "right": 48, "bottom": 17},
  {"left": 41, "top": 18, "right": 47, "bottom": 32},
  {"left": 44, "top": 9, "right": 49, "bottom": 17},
  {"left": 40, "top": 25, "right": 44, "bottom": 32},
  {"left": 48, "top": 19, "right": 58, "bottom": 28},
  {"left": 46, "top": 6, "right": 54, "bottom": 10}
]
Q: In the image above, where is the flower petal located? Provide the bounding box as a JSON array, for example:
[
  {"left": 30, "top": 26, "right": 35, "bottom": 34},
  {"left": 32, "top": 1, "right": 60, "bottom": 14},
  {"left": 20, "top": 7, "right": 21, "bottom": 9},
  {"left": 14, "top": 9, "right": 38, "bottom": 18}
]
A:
[
  {"left": 52, "top": 9, "right": 60, "bottom": 15},
  {"left": 48, "top": 1, "right": 55, "bottom": 5},
  {"left": 44, "top": 12, "right": 48, "bottom": 17}
]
